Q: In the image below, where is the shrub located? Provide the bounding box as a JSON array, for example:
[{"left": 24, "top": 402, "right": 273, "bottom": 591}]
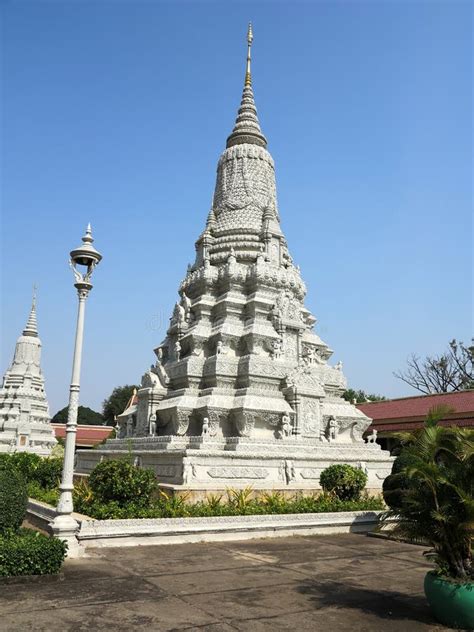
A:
[
  {"left": 72, "top": 479, "right": 94, "bottom": 514},
  {"left": 51, "top": 442, "right": 65, "bottom": 459},
  {"left": 382, "top": 451, "right": 415, "bottom": 512},
  {"left": 0, "top": 454, "right": 12, "bottom": 469},
  {"left": 27, "top": 481, "right": 60, "bottom": 506},
  {"left": 155, "top": 491, "right": 191, "bottom": 518},
  {"left": 226, "top": 487, "right": 254, "bottom": 513},
  {"left": 0, "top": 529, "right": 67, "bottom": 577},
  {"left": 0, "top": 467, "right": 28, "bottom": 535},
  {"left": 0, "top": 454, "right": 62, "bottom": 489},
  {"left": 0, "top": 453, "right": 42, "bottom": 481},
  {"left": 260, "top": 491, "right": 287, "bottom": 513},
  {"left": 36, "top": 458, "right": 63, "bottom": 490},
  {"left": 319, "top": 464, "right": 367, "bottom": 501},
  {"left": 88, "top": 459, "right": 157, "bottom": 507}
]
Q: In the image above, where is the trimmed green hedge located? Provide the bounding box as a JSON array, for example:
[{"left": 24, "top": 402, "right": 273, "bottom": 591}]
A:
[
  {"left": 0, "top": 529, "right": 67, "bottom": 577},
  {"left": 0, "top": 467, "right": 28, "bottom": 535},
  {"left": 0, "top": 454, "right": 67, "bottom": 578},
  {"left": 35, "top": 458, "right": 62, "bottom": 490},
  {"left": 0, "top": 452, "right": 43, "bottom": 481},
  {"left": 88, "top": 459, "right": 157, "bottom": 506},
  {"left": 0, "top": 453, "right": 62, "bottom": 490},
  {"left": 319, "top": 464, "right": 368, "bottom": 501}
]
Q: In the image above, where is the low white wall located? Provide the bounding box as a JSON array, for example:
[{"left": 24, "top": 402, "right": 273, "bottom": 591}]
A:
[
  {"left": 26, "top": 499, "right": 89, "bottom": 535},
  {"left": 27, "top": 499, "right": 388, "bottom": 550}
]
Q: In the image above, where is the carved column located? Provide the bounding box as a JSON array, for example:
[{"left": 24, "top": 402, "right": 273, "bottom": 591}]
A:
[
  {"left": 292, "top": 388, "right": 302, "bottom": 437},
  {"left": 296, "top": 328, "right": 303, "bottom": 363}
]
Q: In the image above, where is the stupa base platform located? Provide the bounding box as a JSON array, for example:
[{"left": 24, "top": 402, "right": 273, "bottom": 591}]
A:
[{"left": 76, "top": 436, "right": 394, "bottom": 494}]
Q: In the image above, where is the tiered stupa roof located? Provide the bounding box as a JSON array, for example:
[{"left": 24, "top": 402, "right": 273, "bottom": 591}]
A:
[{"left": 195, "top": 24, "right": 281, "bottom": 264}]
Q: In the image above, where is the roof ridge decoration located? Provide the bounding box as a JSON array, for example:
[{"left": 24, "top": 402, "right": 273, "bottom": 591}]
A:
[{"left": 226, "top": 23, "right": 267, "bottom": 149}]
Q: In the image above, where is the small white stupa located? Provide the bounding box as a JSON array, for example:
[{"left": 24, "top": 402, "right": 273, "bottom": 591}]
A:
[{"left": 0, "top": 290, "right": 56, "bottom": 455}]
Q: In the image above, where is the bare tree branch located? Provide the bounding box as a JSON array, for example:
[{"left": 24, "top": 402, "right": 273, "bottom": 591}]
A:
[
  {"left": 394, "top": 340, "right": 474, "bottom": 395},
  {"left": 448, "top": 339, "right": 474, "bottom": 389}
]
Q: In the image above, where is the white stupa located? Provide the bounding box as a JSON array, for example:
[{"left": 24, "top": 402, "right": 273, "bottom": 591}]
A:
[
  {"left": 77, "top": 26, "right": 393, "bottom": 491},
  {"left": 0, "top": 291, "right": 56, "bottom": 455}
]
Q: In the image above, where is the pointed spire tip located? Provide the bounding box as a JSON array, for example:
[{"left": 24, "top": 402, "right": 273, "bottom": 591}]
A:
[
  {"left": 226, "top": 23, "right": 267, "bottom": 149},
  {"left": 247, "top": 22, "right": 253, "bottom": 45},
  {"left": 23, "top": 288, "right": 39, "bottom": 337},
  {"left": 245, "top": 23, "right": 253, "bottom": 87}
]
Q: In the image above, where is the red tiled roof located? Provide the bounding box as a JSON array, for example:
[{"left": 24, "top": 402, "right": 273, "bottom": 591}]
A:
[
  {"left": 51, "top": 424, "right": 114, "bottom": 447},
  {"left": 357, "top": 391, "right": 474, "bottom": 433},
  {"left": 371, "top": 418, "right": 474, "bottom": 433},
  {"left": 358, "top": 390, "right": 474, "bottom": 420}
]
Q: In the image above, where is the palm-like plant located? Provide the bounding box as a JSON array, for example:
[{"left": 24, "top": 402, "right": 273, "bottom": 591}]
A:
[{"left": 383, "top": 406, "right": 474, "bottom": 581}]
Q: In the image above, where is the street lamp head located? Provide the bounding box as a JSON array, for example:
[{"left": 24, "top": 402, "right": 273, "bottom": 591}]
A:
[{"left": 70, "top": 223, "right": 102, "bottom": 287}]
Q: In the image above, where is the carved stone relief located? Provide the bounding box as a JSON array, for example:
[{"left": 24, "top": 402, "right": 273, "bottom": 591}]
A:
[
  {"left": 274, "top": 291, "right": 304, "bottom": 324},
  {"left": 172, "top": 409, "right": 191, "bottom": 436},
  {"left": 301, "top": 398, "right": 320, "bottom": 436},
  {"left": 205, "top": 409, "right": 226, "bottom": 437},
  {"left": 283, "top": 331, "right": 298, "bottom": 361},
  {"left": 233, "top": 411, "right": 256, "bottom": 437},
  {"left": 300, "top": 468, "right": 320, "bottom": 479},
  {"left": 207, "top": 467, "right": 269, "bottom": 479}
]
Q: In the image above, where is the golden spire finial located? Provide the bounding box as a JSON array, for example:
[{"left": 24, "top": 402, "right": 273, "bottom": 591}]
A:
[{"left": 245, "top": 22, "right": 253, "bottom": 87}]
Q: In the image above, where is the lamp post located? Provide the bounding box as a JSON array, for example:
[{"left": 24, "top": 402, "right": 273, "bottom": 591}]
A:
[{"left": 50, "top": 224, "right": 102, "bottom": 555}]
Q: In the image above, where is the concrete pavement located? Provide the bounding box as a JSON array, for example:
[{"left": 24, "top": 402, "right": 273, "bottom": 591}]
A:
[{"left": 0, "top": 534, "right": 449, "bottom": 631}]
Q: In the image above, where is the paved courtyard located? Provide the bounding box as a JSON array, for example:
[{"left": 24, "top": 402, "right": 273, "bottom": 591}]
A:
[{"left": 0, "top": 533, "right": 450, "bottom": 631}]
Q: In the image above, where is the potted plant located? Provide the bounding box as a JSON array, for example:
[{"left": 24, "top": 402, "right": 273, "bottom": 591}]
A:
[{"left": 382, "top": 406, "right": 474, "bottom": 629}]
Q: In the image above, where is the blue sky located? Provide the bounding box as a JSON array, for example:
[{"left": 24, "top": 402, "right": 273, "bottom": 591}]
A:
[{"left": 1, "top": 1, "right": 472, "bottom": 415}]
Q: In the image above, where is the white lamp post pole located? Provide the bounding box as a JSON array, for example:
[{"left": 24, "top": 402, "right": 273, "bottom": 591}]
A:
[{"left": 50, "top": 224, "right": 102, "bottom": 556}]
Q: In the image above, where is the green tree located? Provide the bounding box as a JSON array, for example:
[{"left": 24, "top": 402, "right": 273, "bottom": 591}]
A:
[
  {"left": 102, "top": 385, "right": 138, "bottom": 423},
  {"left": 342, "top": 389, "right": 386, "bottom": 404},
  {"left": 52, "top": 406, "right": 105, "bottom": 426}
]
